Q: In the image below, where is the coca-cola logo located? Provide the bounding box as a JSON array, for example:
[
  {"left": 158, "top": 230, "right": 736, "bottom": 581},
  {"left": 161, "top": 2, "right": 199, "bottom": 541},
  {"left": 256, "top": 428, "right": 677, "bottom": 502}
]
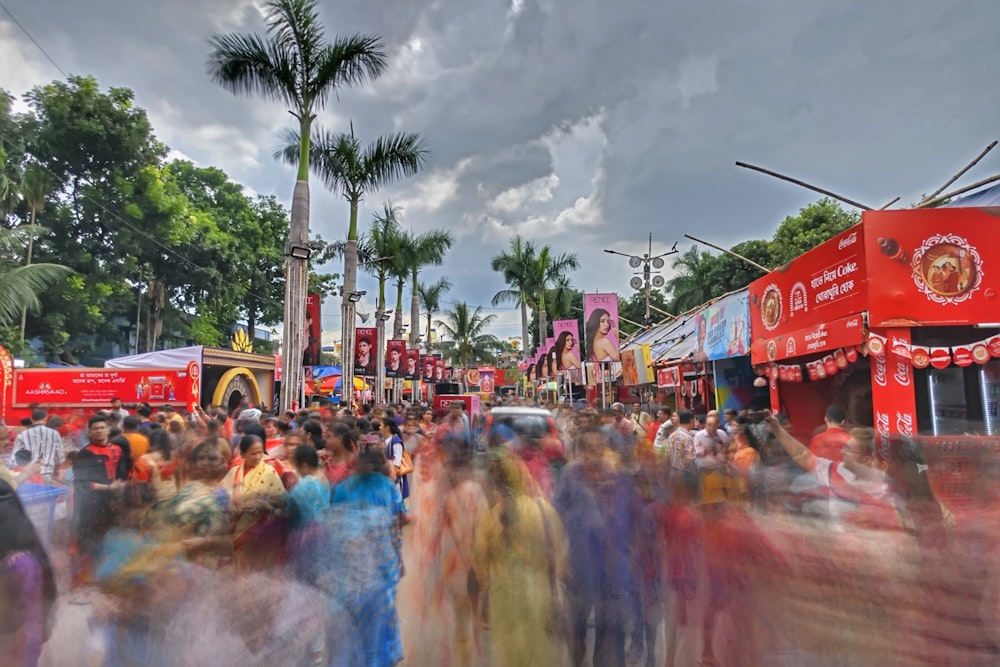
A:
[
  {"left": 838, "top": 231, "right": 859, "bottom": 250},
  {"left": 875, "top": 410, "right": 892, "bottom": 459},
  {"left": 893, "top": 361, "right": 911, "bottom": 387},
  {"left": 872, "top": 355, "right": 887, "bottom": 387},
  {"left": 896, "top": 411, "right": 914, "bottom": 437}
]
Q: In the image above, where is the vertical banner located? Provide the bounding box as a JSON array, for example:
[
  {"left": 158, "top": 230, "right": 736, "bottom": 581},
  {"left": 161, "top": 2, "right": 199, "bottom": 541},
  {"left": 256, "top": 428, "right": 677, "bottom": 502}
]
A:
[
  {"left": 186, "top": 360, "right": 201, "bottom": 412},
  {"left": 583, "top": 293, "right": 621, "bottom": 362},
  {"left": 870, "top": 327, "right": 918, "bottom": 460},
  {"left": 421, "top": 355, "right": 436, "bottom": 382},
  {"left": 553, "top": 319, "right": 583, "bottom": 372},
  {"left": 385, "top": 339, "right": 405, "bottom": 378},
  {"left": 434, "top": 356, "right": 445, "bottom": 383},
  {"left": 304, "top": 293, "right": 322, "bottom": 367},
  {"left": 404, "top": 349, "right": 420, "bottom": 380},
  {"left": 354, "top": 327, "right": 376, "bottom": 377},
  {"left": 0, "top": 344, "right": 13, "bottom": 421},
  {"left": 479, "top": 367, "right": 496, "bottom": 394}
]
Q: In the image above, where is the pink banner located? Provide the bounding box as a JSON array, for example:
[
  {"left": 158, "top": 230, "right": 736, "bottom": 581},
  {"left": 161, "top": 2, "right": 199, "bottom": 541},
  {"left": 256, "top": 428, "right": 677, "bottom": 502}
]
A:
[{"left": 583, "top": 293, "right": 621, "bottom": 362}]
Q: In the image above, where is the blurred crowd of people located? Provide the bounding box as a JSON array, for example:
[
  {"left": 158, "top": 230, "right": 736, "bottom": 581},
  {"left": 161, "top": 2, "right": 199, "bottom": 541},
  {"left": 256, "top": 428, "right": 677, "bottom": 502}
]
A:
[{"left": 1, "top": 395, "right": 999, "bottom": 666}]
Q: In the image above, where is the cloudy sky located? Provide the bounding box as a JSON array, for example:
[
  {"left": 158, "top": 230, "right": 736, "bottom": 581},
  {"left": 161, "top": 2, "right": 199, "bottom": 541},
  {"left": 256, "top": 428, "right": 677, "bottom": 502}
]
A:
[{"left": 3, "top": 0, "right": 1000, "bottom": 345}]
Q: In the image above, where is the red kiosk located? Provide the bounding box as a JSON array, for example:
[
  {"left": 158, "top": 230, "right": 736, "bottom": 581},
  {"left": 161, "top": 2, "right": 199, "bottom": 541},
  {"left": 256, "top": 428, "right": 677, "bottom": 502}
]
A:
[{"left": 749, "top": 207, "right": 1000, "bottom": 516}]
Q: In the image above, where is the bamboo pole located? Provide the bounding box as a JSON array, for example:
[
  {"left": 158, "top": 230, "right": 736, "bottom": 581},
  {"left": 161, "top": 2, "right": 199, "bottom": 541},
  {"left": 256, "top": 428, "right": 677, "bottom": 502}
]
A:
[
  {"left": 918, "top": 140, "right": 997, "bottom": 205},
  {"left": 735, "top": 161, "right": 874, "bottom": 210},
  {"left": 916, "top": 171, "right": 1000, "bottom": 208},
  {"left": 879, "top": 196, "right": 900, "bottom": 210},
  {"left": 684, "top": 234, "right": 772, "bottom": 273}
]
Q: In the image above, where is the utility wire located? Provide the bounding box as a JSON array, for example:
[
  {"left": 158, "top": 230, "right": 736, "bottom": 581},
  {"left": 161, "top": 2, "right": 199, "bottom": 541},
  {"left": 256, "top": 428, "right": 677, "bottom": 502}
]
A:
[{"left": 0, "top": 1, "right": 67, "bottom": 77}]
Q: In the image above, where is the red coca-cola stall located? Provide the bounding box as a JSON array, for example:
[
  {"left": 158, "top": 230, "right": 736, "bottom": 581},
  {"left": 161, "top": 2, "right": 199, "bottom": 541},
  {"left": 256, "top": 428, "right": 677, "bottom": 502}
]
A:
[{"left": 749, "top": 207, "right": 1000, "bottom": 516}]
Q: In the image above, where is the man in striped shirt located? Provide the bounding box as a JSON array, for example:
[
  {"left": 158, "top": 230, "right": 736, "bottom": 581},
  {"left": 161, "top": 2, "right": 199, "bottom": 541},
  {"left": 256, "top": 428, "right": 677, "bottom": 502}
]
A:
[{"left": 13, "top": 407, "right": 65, "bottom": 484}]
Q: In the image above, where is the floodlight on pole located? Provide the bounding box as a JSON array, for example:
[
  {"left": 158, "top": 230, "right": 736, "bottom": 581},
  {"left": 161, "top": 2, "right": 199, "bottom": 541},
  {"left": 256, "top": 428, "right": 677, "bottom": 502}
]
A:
[
  {"left": 348, "top": 290, "right": 366, "bottom": 303},
  {"left": 602, "top": 233, "right": 678, "bottom": 325}
]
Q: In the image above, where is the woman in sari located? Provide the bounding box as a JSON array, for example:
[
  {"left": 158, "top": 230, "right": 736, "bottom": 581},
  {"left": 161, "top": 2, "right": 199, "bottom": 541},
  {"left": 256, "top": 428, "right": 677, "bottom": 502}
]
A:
[
  {"left": 220, "top": 434, "right": 287, "bottom": 572},
  {"left": 133, "top": 429, "right": 179, "bottom": 502},
  {"left": 142, "top": 440, "right": 231, "bottom": 569},
  {"left": 0, "top": 479, "right": 57, "bottom": 667},
  {"left": 328, "top": 445, "right": 405, "bottom": 667},
  {"left": 320, "top": 422, "right": 356, "bottom": 493},
  {"left": 474, "top": 453, "right": 569, "bottom": 667},
  {"left": 420, "top": 409, "right": 438, "bottom": 440}
]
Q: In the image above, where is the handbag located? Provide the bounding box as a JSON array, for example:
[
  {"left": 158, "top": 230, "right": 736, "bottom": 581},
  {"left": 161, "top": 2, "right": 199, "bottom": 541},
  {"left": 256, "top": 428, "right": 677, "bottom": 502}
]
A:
[{"left": 397, "top": 449, "right": 414, "bottom": 476}]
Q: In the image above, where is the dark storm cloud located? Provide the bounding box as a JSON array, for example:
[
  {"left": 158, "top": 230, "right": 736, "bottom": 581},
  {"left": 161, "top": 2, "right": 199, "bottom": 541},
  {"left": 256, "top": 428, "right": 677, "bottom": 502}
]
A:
[{"left": 3, "top": 0, "right": 1000, "bottom": 337}]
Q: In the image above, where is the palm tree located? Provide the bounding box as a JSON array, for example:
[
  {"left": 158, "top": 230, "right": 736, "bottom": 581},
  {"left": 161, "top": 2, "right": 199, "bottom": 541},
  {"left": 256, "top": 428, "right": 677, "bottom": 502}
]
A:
[
  {"left": 396, "top": 227, "right": 453, "bottom": 343},
  {"left": 666, "top": 245, "right": 716, "bottom": 312},
  {"left": 18, "top": 164, "right": 48, "bottom": 343},
  {"left": 276, "top": 126, "right": 427, "bottom": 396},
  {"left": 361, "top": 203, "right": 404, "bottom": 314},
  {"left": 0, "top": 226, "right": 73, "bottom": 328},
  {"left": 435, "top": 302, "right": 499, "bottom": 369},
  {"left": 530, "top": 245, "right": 579, "bottom": 347},
  {"left": 207, "top": 0, "right": 387, "bottom": 409},
  {"left": 418, "top": 278, "right": 451, "bottom": 352},
  {"left": 490, "top": 235, "right": 536, "bottom": 357}
]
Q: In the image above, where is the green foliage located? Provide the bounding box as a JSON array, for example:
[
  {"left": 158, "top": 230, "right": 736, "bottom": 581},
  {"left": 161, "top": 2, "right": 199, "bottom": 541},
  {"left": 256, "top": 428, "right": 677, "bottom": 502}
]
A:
[
  {"left": 664, "top": 198, "right": 859, "bottom": 314},
  {"left": 435, "top": 302, "right": 499, "bottom": 368}
]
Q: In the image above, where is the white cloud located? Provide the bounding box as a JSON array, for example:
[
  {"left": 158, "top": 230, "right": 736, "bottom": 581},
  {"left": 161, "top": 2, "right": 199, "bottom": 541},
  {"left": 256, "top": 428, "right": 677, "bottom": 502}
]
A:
[
  {"left": 676, "top": 54, "right": 720, "bottom": 109},
  {"left": 0, "top": 22, "right": 57, "bottom": 110},
  {"left": 489, "top": 173, "right": 559, "bottom": 212}
]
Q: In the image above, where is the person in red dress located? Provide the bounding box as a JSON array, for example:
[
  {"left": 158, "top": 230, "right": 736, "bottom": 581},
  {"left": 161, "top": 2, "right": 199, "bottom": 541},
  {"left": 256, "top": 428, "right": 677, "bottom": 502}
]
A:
[{"left": 808, "top": 404, "right": 851, "bottom": 463}]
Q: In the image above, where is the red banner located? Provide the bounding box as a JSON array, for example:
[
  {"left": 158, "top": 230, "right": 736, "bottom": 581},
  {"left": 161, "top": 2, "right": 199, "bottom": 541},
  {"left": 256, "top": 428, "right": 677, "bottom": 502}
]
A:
[
  {"left": 404, "top": 349, "right": 420, "bottom": 380},
  {"left": 420, "top": 355, "right": 436, "bottom": 382},
  {"left": 355, "top": 327, "right": 376, "bottom": 377},
  {"left": 12, "top": 367, "right": 192, "bottom": 408},
  {"left": 304, "top": 293, "right": 322, "bottom": 367},
  {"left": 656, "top": 366, "right": 680, "bottom": 387},
  {"left": 751, "top": 313, "right": 865, "bottom": 364},
  {"left": 385, "top": 339, "right": 406, "bottom": 378},
  {"left": 863, "top": 208, "right": 1000, "bottom": 327},
  {"left": 750, "top": 225, "right": 867, "bottom": 349},
  {"left": 870, "top": 327, "right": 917, "bottom": 462}
]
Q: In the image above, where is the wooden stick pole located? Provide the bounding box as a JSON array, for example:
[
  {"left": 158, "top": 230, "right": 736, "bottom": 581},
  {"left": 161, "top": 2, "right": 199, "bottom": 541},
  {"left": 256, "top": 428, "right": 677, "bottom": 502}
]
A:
[
  {"left": 879, "top": 196, "right": 900, "bottom": 210},
  {"left": 918, "top": 140, "right": 997, "bottom": 205},
  {"left": 649, "top": 304, "right": 678, "bottom": 319},
  {"left": 684, "top": 234, "right": 772, "bottom": 273},
  {"left": 735, "top": 161, "right": 873, "bottom": 210},
  {"left": 916, "top": 171, "right": 1000, "bottom": 208}
]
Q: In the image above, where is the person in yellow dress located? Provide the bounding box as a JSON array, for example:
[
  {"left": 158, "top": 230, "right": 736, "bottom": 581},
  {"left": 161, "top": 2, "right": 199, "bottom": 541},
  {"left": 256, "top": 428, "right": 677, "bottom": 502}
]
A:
[
  {"left": 220, "top": 434, "right": 286, "bottom": 572},
  {"left": 474, "top": 453, "right": 569, "bottom": 666}
]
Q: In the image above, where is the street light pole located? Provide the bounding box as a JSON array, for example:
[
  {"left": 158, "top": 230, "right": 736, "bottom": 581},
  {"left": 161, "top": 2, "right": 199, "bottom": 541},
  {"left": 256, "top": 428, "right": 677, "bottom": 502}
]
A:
[
  {"left": 603, "top": 233, "right": 678, "bottom": 325},
  {"left": 281, "top": 239, "right": 313, "bottom": 411}
]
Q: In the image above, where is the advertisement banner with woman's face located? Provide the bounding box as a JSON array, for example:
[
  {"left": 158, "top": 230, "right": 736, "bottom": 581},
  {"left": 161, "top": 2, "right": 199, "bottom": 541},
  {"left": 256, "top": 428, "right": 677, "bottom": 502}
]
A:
[
  {"left": 421, "top": 354, "right": 436, "bottom": 382},
  {"left": 355, "top": 326, "right": 377, "bottom": 377},
  {"left": 404, "top": 349, "right": 420, "bottom": 380},
  {"left": 583, "top": 293, "right": 621, "bottom": 363},
  {"left": 385, "top": 339, "right": 406, "bottom": 378}
]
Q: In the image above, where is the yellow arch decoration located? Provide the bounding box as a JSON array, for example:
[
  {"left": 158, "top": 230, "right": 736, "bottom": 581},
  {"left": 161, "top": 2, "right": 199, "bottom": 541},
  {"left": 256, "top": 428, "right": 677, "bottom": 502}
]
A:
[{"left": 212, "top": 367, "right": 262, "bottom": 408}]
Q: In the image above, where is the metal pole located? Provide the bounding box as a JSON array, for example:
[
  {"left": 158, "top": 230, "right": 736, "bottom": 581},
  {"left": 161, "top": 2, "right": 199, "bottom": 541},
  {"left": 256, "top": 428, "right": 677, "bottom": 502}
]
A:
[
  {"left": 375, "top": 312, "right": 387, "bottom": 406},
  {"left": 134, "top": 266, "right": 143, "bottom": 355}
]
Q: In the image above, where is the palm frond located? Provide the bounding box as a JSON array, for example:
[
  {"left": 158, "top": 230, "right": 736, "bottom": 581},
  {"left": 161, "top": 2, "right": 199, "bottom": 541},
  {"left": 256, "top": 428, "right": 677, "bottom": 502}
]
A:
[
  {"left": 312, "top": 34, "right": 388, "bottom": 104},
  {"left": 361, "top": 132, "right": 430, "bottom": 192},
  {"left": 0, "top": 263, "right": 73, "bottom": 325},
  {"left": 207, "top": 32, "right": 298, "bottom": 109}
]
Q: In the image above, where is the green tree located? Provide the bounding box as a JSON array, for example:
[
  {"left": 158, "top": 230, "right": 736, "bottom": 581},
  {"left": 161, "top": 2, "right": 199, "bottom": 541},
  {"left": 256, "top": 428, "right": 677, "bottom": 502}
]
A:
[
  {"left": 490, "top": 234, "right": 537, "bottom": 357},
  {"left": 530, "top": 245, "right": 579, "bottom": 346},
  {"left": 665, "top": 246, "right": 717, "bottom": 313},
  {"left": 397, "top": 226, "right": 452, "bottom": 343},
  {"left": 16, "top": 164, "right": 49, "bottom": 342},
  {"left": 769, "top": 198, "right": 859, "bottom": 266},
  {"left": 208, "top": 0, "right": 388, "bottom": 407},
  {"left": 435, "top": 302, "right": 499, "bottom": 368},
  {"left": 0, "top": 226, "right": 73, "bottom": 329},
  {"left": 418, "top": 278, "right": 451, "bottom": 352}
]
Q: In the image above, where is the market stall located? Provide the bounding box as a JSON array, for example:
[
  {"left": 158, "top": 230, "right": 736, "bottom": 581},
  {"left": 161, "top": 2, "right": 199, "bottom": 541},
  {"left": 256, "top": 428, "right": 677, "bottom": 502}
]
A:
[{"left": 749, "top": 206, "right": 1000, "bottom": 442}]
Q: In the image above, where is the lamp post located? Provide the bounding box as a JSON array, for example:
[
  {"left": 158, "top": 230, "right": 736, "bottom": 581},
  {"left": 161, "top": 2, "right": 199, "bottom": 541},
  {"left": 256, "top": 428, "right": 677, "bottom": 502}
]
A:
[
  {"left": 342, "top": 289, "right": 366, "bottom": 409},
  {"left": 603, "top": 233, "right": 678, "bottom": 325},
  {"left": 281, "top": 241, "right": 313, "bottom": 411},
  {"left": 375, "top": 311, "right": 391, "bottom": 405}
]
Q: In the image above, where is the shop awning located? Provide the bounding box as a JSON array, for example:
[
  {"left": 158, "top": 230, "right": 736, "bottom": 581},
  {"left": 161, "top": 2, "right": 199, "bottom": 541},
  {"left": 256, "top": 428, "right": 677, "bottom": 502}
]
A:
[{"left": 750, "top": 312, "right": 865, "bottom": 365}]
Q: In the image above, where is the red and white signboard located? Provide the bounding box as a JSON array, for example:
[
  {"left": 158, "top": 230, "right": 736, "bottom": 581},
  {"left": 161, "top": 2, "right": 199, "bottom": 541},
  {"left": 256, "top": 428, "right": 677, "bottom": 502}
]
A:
[
  {"left": 12, "top": 367, "right": 193, "bottom": 408},
  {"left": 749, "top": 224, "right": 867, "bottom": 357},
  {"left": 863, "top": 207, "right": 1000, "bottom": 327},
  {"left": 751, "top": 312, "right": 865, "bottom": 365},
  {"left": 656, "top": 366, "right": 680, "bottom": 387},
  {"left": 869, "top": 327, "right": 917, "bottom": 461}
]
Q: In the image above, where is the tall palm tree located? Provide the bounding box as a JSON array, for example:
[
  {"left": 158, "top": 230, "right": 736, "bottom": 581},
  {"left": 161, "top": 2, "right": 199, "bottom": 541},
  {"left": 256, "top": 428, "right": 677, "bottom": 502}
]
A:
[
  {"left": 0, "top": 226, "right": 73, "bottom": 328},
  {"left": 208, "top": 0, "right": 387, "bottom": 409},
  {"left": 544, "top": 275, "right": 576, "bottom": 322},
  {"left": 530, "top": 245, "right": 579, "bottom": 347},
  {"left": 277, "top": 126, "right": 427, "bottom": 397},
  {"left": 360, "top": 203, "right": 404, "bottom": 314},
  {"left": 666, "top": 245, "right": 715, "bottom": 312},
  {"left": 396, "top": 227, "right": 453, "bottom": 343},
  {"left": 18, "top": 164, "right": 48, "bottom": 343},
  {"left": 490, "top": 234, "right": 536, "bottom": 357},
  {"left": 418, "top": 278, "right": 451, "bottom": 352},
  {"left": 435, "top": 302, "right": 499, "bottom": 369}
]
